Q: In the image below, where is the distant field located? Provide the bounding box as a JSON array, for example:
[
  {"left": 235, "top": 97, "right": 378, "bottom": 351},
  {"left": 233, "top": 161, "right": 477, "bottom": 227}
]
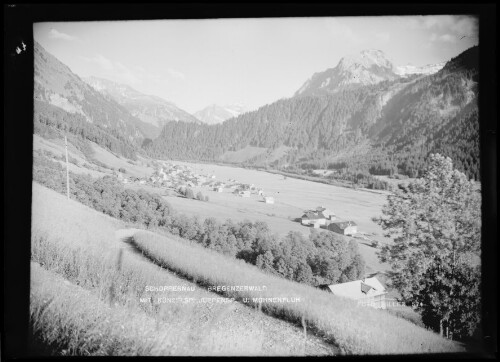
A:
[{"left": 127, "top": 160, "right": 392, "bottom": 274}]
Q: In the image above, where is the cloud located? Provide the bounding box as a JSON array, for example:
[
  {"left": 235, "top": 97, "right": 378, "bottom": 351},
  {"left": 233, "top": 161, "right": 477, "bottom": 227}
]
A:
[
  {"left": 167, "top": 68, "right": 185, "bottom": 80},
  {"left": 449, "top": 16, "right": 478, "bottom": 37},
  {"left": 83, "top": 53, "right": 185, "bottom": 86},
  {"left": 438, "top": 34, "right": 457, "bottom": 43},
  {"left": 82, "top": 54, "right": 114, "bottom": 71},
  {"left": 82, "top": 54, "right": 141, "bottom": 85},
  {"left": 412, "top": 15, "right": 478, "bottom": 38},
  {"left": 429, "top": 32, "right": 457, "bottom": 43},
  {"left": 48, "top": 28, "right": 77, "bottom": 41}
]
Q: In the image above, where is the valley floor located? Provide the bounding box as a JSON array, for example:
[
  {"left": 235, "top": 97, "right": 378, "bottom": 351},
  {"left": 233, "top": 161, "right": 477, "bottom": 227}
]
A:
[{"left": 128, "top": 160, "right": 393, "bottom": 275}]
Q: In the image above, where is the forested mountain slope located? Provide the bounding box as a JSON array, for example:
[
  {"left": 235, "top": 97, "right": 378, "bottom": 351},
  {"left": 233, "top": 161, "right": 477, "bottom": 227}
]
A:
[{"left": 146, "top": 46, "right": 479, "bottom": 180}]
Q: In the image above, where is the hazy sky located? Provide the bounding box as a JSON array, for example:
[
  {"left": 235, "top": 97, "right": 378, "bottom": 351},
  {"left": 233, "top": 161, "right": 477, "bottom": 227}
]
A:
[{"left": 33, "top": 16, "right": 478, "bottom": 113}]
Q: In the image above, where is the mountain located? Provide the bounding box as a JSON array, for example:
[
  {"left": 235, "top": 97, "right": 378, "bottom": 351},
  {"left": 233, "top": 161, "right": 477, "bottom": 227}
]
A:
[
  {"left": 146, "top": 46, "right": 479, "bottom": 181},
  {"left": 84, "top": 76, "right": 200, "bottom": 135},
  {"left": 395, "top": 62, "right": 446, "bottom": 77},
  {"left": 294, "top": 49, "right": 399, "bottom": 97},
  {"left": 194, "top": 103, "right": 248, "bottom": 125},
  {"left": 34, "top": 42, "right": 156, "bottom": 140},
  {"left": 33, "top": 41, "right": 158, "bottom": 158}
]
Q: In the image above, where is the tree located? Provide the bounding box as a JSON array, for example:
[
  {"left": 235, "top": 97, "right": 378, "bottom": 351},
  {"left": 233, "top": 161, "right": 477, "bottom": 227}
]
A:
[
  {"left": 256, "top": 251, "right": 275, "bottom": 274},
  {"left": 373, "top": 154, "right": 481, "bottom": 339},
  {"left": 185, "top": 187, "right": 195, "bottom": 199}
]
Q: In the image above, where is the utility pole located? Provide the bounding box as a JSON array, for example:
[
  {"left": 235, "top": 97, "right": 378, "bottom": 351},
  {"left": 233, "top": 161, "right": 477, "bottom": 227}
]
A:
[{"left": 65, "top": 136, "right": 70, "bottom": 199}]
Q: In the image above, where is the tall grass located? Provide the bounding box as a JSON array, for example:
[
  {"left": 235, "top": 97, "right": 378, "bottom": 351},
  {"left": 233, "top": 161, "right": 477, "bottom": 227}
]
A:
[
  {"left": 30, "top": 183, "right": 333, "bottom": 356},
  {"left": 30, "top": 262, "right": 174, "bottom": 356},
  {"left": 31, "top": 234, "right": 268, "bottom": 355},
  {"left": 132, "top": 230, "right": 464, "bottom": 355}
]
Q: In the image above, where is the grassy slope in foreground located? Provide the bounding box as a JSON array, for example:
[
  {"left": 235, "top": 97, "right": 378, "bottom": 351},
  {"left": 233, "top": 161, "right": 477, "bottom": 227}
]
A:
[
  {"left": 132, "top": 230, "right": 464, "bottom": 355},
  {"left": 30, "top": 262, "right": 176, "bottom": 356},
  {"left": 30, "top": 182, "right": 335, "bottom": 356}
]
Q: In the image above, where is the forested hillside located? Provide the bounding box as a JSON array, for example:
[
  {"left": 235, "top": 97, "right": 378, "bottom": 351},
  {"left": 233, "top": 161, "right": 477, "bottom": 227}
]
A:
[
  {"left": 34, "top": 41, "right": 155, "bottom": 154},
  {"left": 34, "top": 101, "right": 139, "bottom": 160},
  {"left": 146, "top": 47, "right": 479, "bottom": 181}
]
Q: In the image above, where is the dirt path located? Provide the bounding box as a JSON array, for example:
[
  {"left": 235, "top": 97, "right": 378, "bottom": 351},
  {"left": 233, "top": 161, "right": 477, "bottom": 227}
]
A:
[{"left": 114, "top": 228, "right": 337, "bottom": 356}]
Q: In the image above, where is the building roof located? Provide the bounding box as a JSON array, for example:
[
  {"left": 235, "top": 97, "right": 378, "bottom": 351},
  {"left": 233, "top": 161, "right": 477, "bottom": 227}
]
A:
[
  {"left": 325, "top": 277, "right": 386, "bottom": 300},
  {"left": 302, "top": 211, "right": 326, "bottom": 220},
  {"left": 330, "top": 220, "right": 357, "bottom": 229}
]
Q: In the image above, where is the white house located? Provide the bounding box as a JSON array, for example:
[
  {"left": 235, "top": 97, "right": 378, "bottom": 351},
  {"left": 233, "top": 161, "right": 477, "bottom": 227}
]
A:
[
  {"left": 264, "top": 196, "right": 275, "bottom": 204},
  {"left": 319, "top": 277, "right": 387, "bottom": 309}
]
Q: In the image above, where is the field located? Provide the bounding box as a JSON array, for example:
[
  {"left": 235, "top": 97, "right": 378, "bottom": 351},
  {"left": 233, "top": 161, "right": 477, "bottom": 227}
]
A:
[
  {"left": 30, "top": 182, "right": 463, "bottom": 355},
  {"left": 127, "top": 160, "right": 393, "bottom": 274}
]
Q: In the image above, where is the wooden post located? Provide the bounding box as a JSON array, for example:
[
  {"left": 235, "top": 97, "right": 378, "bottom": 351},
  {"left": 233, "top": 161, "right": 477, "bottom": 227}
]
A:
[{"left": 65, "top": 136, "right": 70, "bottom": 199}]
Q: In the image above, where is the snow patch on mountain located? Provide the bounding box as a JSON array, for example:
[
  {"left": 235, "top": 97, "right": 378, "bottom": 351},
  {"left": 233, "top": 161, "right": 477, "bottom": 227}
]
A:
[{"left": 395, "top": 62, "right": 446, "bottom": 77}]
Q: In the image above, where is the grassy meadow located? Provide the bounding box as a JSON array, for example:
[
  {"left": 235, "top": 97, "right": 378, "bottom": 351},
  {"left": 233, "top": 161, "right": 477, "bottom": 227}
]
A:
[{"left": 132, "top": 229, "right": 463, "bottom": 355}]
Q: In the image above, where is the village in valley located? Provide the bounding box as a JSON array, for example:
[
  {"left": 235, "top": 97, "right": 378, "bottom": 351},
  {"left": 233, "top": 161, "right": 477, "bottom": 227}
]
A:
[
  {"left": 118, "top": 160, "right": 367, "bottom": 237},
  {"left": 115, "top": 160, "right": 389, "bottom": 308}
]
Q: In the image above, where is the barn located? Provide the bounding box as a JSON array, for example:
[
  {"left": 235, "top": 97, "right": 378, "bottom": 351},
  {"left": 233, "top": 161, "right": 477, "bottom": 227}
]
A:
[{"left": 327, "top": 220, "right": 357, "bottom": 235}]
